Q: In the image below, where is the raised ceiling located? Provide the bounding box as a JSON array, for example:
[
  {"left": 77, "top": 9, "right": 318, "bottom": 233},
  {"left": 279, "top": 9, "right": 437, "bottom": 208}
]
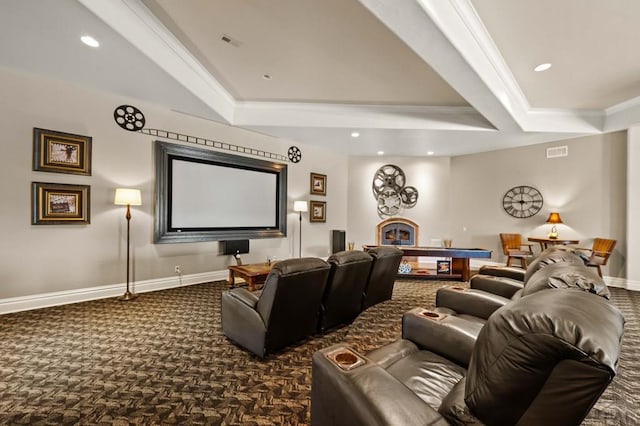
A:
[{"left": 2, "top": 0, "right": 639, "bottom": 157}]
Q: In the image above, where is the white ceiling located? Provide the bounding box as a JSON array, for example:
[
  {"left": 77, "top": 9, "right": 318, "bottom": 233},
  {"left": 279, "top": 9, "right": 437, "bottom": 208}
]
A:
[{"left": 2, "top": 0, "right": 639, "bottom": 157}]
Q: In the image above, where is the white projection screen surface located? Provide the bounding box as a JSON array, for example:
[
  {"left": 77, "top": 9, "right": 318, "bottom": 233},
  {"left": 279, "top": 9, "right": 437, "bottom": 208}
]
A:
[{"left": 171, "top": 159, "right": 277, "bottom": 228}]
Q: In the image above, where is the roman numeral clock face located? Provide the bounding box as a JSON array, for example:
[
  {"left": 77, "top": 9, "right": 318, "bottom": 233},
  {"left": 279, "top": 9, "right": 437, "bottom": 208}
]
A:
[{"left": 502, "top": 186, "right": 544, "bottom": 218}]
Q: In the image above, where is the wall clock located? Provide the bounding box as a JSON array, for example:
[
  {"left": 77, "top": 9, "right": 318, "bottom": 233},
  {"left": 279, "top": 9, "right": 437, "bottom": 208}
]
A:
[{"left": 502, "top": 185, "right": 543, "bottom": 218}]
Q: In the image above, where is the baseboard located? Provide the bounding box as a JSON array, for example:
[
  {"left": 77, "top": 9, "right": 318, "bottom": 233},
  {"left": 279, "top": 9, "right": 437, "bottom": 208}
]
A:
[
  {"left": 0, "top": 270, "right": 228, "bottom": 315},
  {"left": 606, "top": 276, "right": 640, "bottom": 291}
]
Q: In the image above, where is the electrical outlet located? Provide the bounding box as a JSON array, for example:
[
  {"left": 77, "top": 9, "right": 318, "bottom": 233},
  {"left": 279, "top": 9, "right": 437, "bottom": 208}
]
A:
[{"left": 174, "top": 265, "right": 181, "bottom": 274}]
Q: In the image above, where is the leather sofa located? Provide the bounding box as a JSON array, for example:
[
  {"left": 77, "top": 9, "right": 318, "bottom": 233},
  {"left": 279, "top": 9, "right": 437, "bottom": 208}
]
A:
[
  {"left": 362, "top": 246, "right": 403, "bottom": 309},
  {"left": 312, "top": 284, "right": 624, "bottom": 425},
  {"left": 319, "top": 250, "right": 373, "bottom": 333},
  {"left": 221, "top": 257, "right": 330, "bottom": 358},
  {"left": 311, "top": 247, "right": 625, "bottom": 425}
]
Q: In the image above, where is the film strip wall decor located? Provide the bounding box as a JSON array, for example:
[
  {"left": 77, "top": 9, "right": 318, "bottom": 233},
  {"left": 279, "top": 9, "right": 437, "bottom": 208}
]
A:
[{"left": 113, "top": 105, "right": 301, "bottom": 163}]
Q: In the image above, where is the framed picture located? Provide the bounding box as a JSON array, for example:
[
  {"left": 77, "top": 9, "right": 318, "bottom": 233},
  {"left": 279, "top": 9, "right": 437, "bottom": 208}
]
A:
[
  {"left": 31, "top": 182, "right": 91, "bottom": 225},
  {"left": 33, "top": 128, "right": 92, "bottom": 175},
  {"left": 310, "top": 200, "right": 326, "bottom": 223},
  {"left": 310, "top": 172, "right": 327, "bottom": 196},
  {"left": 437, "top": 260, "right": 451, "bottom": 275}
]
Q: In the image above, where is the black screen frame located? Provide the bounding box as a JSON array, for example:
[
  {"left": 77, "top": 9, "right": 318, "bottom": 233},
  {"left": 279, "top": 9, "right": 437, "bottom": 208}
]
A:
[{"left": 154, "top": 141, "right": 287, "bottom": 243}]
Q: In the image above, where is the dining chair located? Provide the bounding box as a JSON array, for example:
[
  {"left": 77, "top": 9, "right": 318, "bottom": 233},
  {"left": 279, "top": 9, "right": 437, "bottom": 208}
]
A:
[
  {"left": 499, "top": 233, "right": 535, "bottom": 269},
  {"left": 576, "top": 238, "right": 617, "bottom": 277}
]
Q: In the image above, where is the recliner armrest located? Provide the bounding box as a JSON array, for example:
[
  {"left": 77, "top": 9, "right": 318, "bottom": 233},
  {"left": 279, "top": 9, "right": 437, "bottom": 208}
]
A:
[
  {"left": 311, "top": 344, "right": 449, "bottom": 426},
  {"left": 470, "top": 275, "right": 523, "bottom": 299},
  {"left": 436, "top": 287, "right": 510, "bottom": 320},
  {"left": 402, "top": 308, "right": 483, "bottom": 368},
  {"left": 227, "top": 287, "right": 260, "bottom": 308}
]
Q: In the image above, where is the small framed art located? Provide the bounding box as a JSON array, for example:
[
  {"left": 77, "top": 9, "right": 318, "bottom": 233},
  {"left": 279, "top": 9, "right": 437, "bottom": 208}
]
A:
[
  {"left": 31, "top": 182, "right": 91, "bottom": 225},
  {"left": 33, "top": 128, "right": 92, "bottom": 175},
  {"left": 310, "top": 172, "right": 327, "bottom": 196},
  {"left": 310, "top": 200, "right": 326, "bottom": 223},
  {"left": 437, "top": 260, "right": 451, "bottom": 275}
]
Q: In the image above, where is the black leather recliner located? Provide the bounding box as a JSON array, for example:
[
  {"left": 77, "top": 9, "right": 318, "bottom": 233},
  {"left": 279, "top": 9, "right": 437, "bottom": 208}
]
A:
[
  {"left": 319, "top": 250, "right": 373, "bottom": 333},
  {"left": 362, "top": 246, "right": 403, "bottom": 309},
  {"left": 311, "top": 287, "right": 625, "bottom": 425},
  {"left": 221, "top": 257, "right": 330, "bottom": 357}
]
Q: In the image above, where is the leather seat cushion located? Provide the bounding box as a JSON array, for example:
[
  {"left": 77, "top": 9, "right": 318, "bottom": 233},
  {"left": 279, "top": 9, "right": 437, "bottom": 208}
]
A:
[{"left": 384, "top": 350, "right": 467, "bottom": 409}]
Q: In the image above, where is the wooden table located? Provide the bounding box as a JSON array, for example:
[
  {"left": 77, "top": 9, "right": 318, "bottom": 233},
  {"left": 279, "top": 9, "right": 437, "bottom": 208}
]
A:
[
  {"left": 528, "top": 236, "right": 579, "bottom": 251},
  {"left": 364, "top": 245, "right": 492, "bottom": 282},
  {"left": 228, "top": 262, "right": 274, "bottom": 291}
]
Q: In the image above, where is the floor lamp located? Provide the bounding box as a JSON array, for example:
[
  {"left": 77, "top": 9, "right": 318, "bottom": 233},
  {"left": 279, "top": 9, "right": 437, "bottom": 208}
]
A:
[
  {"left": 114, "top": 188, "right": 142, "bottom": 301},
  {"left": 293, "top": 201, "right": 308, "bottom": 258}
]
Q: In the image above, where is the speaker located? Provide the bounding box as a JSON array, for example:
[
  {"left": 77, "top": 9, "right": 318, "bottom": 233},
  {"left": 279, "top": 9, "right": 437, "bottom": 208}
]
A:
[
  {"left": 219, "top": 239, "right": 250, "bottom": 255},
  {"left": 331, "top": 230, "right": 346, "bottom": 254}
]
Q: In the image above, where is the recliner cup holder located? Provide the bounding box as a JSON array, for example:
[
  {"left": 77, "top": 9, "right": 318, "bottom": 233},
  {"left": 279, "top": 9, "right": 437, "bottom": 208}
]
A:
[
  {"left": 449, "top": 286, "right": 466, "bottom": 291},
  {"left": 326, "top": 348, "right": 365, "bottom": 371},
  {"left": 420, "top": 310, "right": 445, "bottom": 320}
]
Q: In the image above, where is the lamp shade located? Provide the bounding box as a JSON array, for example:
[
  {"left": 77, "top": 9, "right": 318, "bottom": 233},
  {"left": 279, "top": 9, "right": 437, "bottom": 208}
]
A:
[
  {"left": 114, "top": 188, "right": 142, "bottom": 206},
  {"left": 546, "top": 212, "right": 563, "bottom": 224},
  {"left": 293, "top": 200, "right": 308, "bottom": 212}
]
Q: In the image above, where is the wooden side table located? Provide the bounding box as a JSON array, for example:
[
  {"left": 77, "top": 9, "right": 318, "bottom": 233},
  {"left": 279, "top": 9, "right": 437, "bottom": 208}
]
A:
[{"left": 228, "top": 262, "right": 274, "bottom": 291}]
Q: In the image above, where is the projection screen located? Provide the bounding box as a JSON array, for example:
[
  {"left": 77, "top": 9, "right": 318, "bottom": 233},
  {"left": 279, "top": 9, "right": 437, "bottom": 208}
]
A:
[{"left": 154, "top": 141, "right": 287, "bottom": 243}]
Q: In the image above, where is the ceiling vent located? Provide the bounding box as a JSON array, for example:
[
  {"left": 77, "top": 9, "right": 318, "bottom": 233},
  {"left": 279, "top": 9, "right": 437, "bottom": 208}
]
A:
[{"left": 546, "top": 145, "right": 568, "bottom": 159}]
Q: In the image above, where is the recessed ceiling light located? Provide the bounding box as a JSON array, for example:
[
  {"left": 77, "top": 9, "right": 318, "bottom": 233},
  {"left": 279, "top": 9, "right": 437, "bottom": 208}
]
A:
[
  {"left": 351, "top": 132, "right": 360, "bottom": 138},
  {"left": 80, "top": 35, "right": 99, "bottom": 48},
  {"left": 534, "top": 63, "right": 552, "bottom": 72},
  {"left": 427, "top": 151, "right": 434, "bottom": 156},
  {"left": 377, "top": 151, "right": 384, "bottom": 156},
  {"left": 262, "top": 74, "right": 272, "bottom": 80}
]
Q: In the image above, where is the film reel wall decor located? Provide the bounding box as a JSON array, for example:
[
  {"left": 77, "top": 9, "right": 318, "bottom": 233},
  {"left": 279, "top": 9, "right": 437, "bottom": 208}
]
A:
[
  {"left": 372, "top": 164, "right": 419, "bottom": 217},
  {"left": 112, "top": 105, "right": 300, "bottom": 163}
]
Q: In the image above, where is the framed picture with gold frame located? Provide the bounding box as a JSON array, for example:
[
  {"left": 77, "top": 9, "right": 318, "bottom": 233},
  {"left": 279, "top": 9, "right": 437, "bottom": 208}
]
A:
[
  {"left": 310, "top": 200, "right": 326, "bottom": 223},
  {"left": 31, "top": 182, "right": 91, "bottom": 225},
  {"left": 310, "top": 172, "right": 327, "bottom": 196},
  {"left": 33, "top": 128, "right": 92, "bottom": 175}
]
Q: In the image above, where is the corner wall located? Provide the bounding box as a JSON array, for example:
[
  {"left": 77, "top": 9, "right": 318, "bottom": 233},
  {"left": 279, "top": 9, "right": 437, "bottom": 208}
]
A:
[
  {"left": 449, "top": 133, "right": 627, "bottom": 278},
  {"left": 0, "top": 68, "right": 347, "bottom": 301}
]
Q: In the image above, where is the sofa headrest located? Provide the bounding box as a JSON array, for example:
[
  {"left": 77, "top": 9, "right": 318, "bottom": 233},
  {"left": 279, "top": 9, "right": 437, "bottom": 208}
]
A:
[
  {"left": 270, "top": 257, "right": 330, "bottom": 276},
  {"left": 524, "top": 247, "right": 584, "bottom": 283},
  {"left": 367, "top": 246, "right": 404, "bottom": 259},
  {"left": 328, "top": 250, "right": 373, "bottom": 266},
  {"left": 523, "top": 262, "right": 610, "bottom": 299},
  {"left": 465, "top": 289, "right": 624, "bottom": 425}
]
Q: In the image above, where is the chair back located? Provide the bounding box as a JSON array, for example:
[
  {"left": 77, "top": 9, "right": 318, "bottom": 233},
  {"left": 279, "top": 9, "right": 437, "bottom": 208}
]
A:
[
  {"left": 256, "top": 258, "right": 330, "bottom": 354},
  {"left": 362, "top": 246, "right": 403, "bottom": 309},
  {"left": 319, "top": 250, "right": 373, "bottom": 332},
  {"left": 591, "top": 238, "right": 617, "bottom": 265},
  {"left": 499, "top": 233, "right": 522, "bottom": 255},
  {"left": 465, "top": 289, "right": 624, "bottom": 426}
]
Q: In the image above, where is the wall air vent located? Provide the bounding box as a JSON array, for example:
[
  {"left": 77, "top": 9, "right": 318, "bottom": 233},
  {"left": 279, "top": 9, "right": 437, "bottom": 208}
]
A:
[{"left": 546, "top": 145, "right": 568, "bottom": 159}]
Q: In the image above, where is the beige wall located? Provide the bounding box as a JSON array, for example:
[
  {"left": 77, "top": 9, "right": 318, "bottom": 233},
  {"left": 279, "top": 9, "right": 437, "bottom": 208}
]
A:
[
  {"left": 0, "top": 68, "right": 348, "bottom": 300},
  {"left": 346, "top": 133, "right": 627, "bottom": 279},
  {"left": 347, "top": 156, "right": 452, "bottom": 247},
  {"left": 449, "top": 132, "right": 627, "bottom": 277}
]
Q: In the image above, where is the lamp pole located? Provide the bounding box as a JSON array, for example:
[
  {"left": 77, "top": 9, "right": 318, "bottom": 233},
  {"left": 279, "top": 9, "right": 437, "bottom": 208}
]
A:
[
  {"left": 121, "top": 203, "right": 137, "bottom": 300},
  {"left": 299, "top": 210, "right": 303, "bottom": 258}
]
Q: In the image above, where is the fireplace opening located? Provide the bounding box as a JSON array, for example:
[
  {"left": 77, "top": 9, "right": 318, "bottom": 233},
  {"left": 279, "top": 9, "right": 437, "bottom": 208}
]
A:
[{"left": 376, "top": 218, "right": 419, "bottom": 246}]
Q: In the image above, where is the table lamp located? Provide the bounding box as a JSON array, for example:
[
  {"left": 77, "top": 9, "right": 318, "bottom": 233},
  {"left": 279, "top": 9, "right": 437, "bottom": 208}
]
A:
[
  {"left": 114, "top": 188, "right": 142, "bottom": 301},
  {"left": 293, "top": 200, "right": 308, "bottom": 258},
  {"left": 546, "top": 212, "right": 562, "bottom": 239}
]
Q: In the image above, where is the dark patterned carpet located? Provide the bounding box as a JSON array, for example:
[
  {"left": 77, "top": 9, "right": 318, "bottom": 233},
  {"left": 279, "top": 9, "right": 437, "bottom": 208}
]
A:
[{"left": 0, "top": 279, "right": 637, "bottom": 425}]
